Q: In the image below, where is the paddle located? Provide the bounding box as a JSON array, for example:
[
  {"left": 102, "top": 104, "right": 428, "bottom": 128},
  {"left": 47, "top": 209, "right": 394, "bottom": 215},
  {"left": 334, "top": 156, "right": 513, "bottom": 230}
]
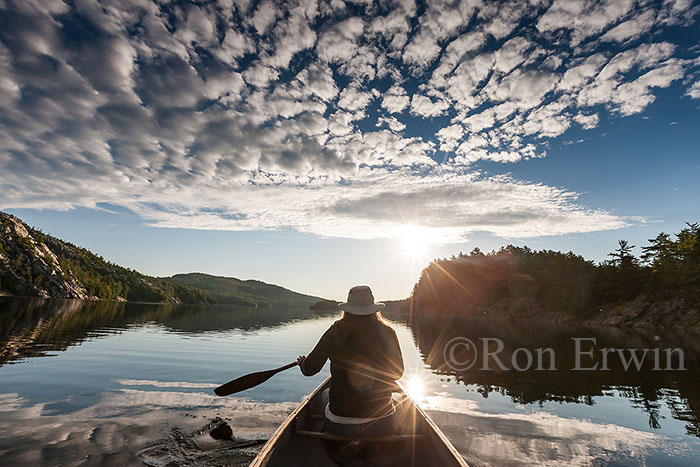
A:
[{"left": 214, "top": 361, "right": 299, "bottom": 396}]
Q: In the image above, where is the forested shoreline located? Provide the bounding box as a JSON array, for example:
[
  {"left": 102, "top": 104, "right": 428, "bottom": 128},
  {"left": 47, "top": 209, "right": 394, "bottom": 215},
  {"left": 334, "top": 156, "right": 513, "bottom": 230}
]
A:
[
  {"left": 0, "top": 212, "right": 214, "bottom": 304},
  {"left": 0, "top": 212, "right": 323, "bottom": 307},
  {"left": 405, "top": 223, "right": 700, "bottom": 328}
]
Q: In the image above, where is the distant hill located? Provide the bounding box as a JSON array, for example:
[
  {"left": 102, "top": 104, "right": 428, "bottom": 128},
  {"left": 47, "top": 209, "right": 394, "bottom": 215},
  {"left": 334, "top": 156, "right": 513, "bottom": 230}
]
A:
[
  {"left": 0, "top": 211, "right": 213, "bottom": 304},
  {"left": 164, "top": 273, "right": 323, "bottom": 308},
  {"left": 309, "top": 299, "right": 340, "bottom": 311}
]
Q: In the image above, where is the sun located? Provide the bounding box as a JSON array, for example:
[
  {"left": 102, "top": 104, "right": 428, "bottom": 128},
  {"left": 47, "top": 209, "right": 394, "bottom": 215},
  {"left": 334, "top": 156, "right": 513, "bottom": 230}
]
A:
[
  {"left": 397, "top": 226, "right": 432, "bottom": 260},
  {"left": 403, "top": 375, "right": 426, "bottom": 405}
]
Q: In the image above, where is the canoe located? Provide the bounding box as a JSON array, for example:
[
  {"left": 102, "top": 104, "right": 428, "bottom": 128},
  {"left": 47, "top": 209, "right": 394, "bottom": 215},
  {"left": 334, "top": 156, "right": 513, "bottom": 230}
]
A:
[{"left": 250, "top": 376, "right": 468, "bottom": 466}]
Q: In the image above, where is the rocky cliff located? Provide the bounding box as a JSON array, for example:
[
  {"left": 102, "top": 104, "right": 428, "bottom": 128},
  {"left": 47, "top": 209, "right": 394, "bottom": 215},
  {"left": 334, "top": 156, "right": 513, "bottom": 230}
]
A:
[
  {"left": 0, "top": 211, "right": 214, "bottom": 304},
  {"left": 0, "top": 212, "right": 88, "bottom": 299}
]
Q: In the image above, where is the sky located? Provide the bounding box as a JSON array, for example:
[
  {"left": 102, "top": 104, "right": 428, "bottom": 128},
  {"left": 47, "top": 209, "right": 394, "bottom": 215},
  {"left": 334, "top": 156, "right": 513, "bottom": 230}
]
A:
[{"left": 1, "top": 0, "right": 699, "bottom": 300}]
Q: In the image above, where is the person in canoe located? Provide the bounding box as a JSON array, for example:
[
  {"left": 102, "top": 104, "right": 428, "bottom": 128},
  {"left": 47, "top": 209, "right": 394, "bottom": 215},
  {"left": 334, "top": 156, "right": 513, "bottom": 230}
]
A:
[{"left": 296, "top": 285, "right": 404, "bottom": 437}]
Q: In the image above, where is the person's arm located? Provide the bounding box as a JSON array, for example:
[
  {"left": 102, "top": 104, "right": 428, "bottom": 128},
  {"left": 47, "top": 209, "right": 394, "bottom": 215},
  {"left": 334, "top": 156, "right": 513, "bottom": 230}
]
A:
[{"left": 298, "top": 324, "right": 335, "bottom": 376}]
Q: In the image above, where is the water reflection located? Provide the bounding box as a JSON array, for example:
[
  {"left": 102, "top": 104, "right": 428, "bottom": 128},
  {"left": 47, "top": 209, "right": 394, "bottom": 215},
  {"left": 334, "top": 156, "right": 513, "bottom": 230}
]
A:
[
  {"left": 0, "top": 297, "right": 329, "bottom": 367},
  {"left": 2, "top": 298, "right": 700, "bottom": 465},
  {"left": 400, "top": 313, "right": 700, "bottom": 438},
  {"left": 424, "top": 397, "right": 697, "bottom": 466}
]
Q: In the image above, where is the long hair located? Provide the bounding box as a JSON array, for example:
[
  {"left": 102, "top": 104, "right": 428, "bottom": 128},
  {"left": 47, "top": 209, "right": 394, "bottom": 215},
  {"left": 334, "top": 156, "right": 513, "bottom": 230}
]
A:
[
  {"left": 333, "top": 311, "right": 400, "bottom": 393},
  {"left": 335, "top": 311, "right": 393, "bottom": 349}
]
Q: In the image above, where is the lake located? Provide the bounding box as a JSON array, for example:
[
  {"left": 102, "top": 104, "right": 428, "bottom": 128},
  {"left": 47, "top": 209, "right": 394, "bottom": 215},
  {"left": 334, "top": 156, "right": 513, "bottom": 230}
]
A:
[{"left": 1, "top": 297, "right": 699, "bottom": 466}]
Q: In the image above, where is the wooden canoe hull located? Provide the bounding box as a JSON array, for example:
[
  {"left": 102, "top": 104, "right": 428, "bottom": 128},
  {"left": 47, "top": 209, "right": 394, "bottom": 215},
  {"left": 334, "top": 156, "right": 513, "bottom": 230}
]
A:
[{"left": 251, "top": 377, "right": 468, "bottom": 467}]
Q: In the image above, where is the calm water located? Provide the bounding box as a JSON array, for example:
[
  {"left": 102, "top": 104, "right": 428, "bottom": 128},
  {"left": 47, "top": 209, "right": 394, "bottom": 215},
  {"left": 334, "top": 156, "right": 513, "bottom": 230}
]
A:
[{"left": 1, "top": 297, "right": 700, "bottom": 466}]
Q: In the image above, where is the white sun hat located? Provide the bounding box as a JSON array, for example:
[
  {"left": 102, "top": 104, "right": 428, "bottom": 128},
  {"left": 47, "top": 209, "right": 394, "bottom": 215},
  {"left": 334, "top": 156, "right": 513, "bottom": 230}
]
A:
[{"left": 338, "top": 285, "right": 385, "bottom": 315}]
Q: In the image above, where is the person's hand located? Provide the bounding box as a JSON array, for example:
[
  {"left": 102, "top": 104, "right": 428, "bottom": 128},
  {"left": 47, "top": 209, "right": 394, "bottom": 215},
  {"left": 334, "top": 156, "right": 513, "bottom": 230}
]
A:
[{"left": 296, "top": 355, "right": 306, "bottom": 366}]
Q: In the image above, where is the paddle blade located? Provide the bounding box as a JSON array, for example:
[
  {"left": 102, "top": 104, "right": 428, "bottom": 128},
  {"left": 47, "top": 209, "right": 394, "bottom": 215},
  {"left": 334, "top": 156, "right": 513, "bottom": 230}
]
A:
[{"left": 214, "top": 368, "right": 279, "bottom": 396}]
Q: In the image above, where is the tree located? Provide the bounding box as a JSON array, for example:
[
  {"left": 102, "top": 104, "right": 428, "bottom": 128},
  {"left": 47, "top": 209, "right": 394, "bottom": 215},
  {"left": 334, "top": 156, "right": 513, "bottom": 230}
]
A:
[{"left": 608, "top": 240, "right": 637, "bottom": 268}]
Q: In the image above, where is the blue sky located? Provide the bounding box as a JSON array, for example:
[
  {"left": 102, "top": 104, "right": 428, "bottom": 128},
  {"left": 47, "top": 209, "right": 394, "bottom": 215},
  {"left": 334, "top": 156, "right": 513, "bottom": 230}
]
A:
[{"left": 1, "top": 0, "right": 699, "bottom": 300}]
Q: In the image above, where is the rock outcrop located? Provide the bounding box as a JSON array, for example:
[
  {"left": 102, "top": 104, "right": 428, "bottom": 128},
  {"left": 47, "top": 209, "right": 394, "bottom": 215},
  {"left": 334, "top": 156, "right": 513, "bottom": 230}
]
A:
[
  {"left": 0, "top": 211, "right": 214, "bottom": 304},
  {"left": 0, "top": 212, "right": 88, "bottom": 298}
]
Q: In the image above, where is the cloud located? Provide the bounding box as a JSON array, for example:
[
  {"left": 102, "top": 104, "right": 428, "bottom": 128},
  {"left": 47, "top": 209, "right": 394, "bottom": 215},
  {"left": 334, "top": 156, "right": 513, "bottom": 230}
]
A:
[
  {"left": 316, "top": 16, "right": 364, "bottom": 64},
  {"left": 686, "top": 81, "right": 700, "bottom": 99},
  {"left": 600, "top": 9, "right": 657, "bottom": 43},
  {"left": 250, "top": 0, "right": 281, "bottom": 35},
  {"left": 380, "top": 84, "right": 410, "bottom": 113},
  {"left": 337, "top": 85, "right": 376, "bottom": 111},
  {"left": 573, "top": 113, "right": 600, "bottom": 129},
  {"left": 576, "top": 43, "right": 683, "bottom": 115},
  {"left": 212, "top": 29, "right": 256, "bottom": 64},
  {"left": 410, "top": 93, "right": 450, "bottom": 117},
  {"left": 437, "top": 124, "right": 464, "bottom": 152},
  {"left": 298, "top": 63, "right": 338, "bottom": 101},
  {"left": 402, "top": 1, "right": 476, "bottom": 72},
  {"left": 376, "top": 115, "right": 406, "bottom": 132},
  {"left": 0, "top": 0, "right": 696, "bottom": 244},
  {"left": 537, "top": 0, "right": 635, "bottom": 45},
  {"left": 425, "top": 395, "right": 681, "bottom": 467}
]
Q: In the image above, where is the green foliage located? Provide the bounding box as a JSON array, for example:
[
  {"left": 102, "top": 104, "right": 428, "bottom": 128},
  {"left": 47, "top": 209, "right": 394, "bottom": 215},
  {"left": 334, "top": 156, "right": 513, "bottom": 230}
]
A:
[
  {"left": 411, "top": 223, "right": 700, "bottom": 316},
  {"left": 639, "top": 223, "right": 700, "bottom": 300},
  {"left": 310, "top": 299, "right": 340, "bottom": 311},
  {"left": 592, "top": 240, "right": 643, "bottom": 303},
  {"left": 0, "top": 212, "right": 216, "bottom": 304},
  {"left": 56, "top": 253, "right": 215, "bottom": 304},
  {"left": 164, "top": 273, "right": 321, "bottom": 307},
  {"left": 411, "top": 245, "right": 596, "bottom": 315},
  {"left": 14, "top": 235, "right": 33, "bottom": 254}
]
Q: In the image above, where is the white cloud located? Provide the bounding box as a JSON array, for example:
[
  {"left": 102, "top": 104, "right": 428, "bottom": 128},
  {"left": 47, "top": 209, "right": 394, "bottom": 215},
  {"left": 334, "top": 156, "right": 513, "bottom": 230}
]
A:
[
  {"left": 443, "top": 53, "right": 495, "bottom": 111},
  {"left": 380, "top": 84, "right": 410, "bottom": 113},
  {"left": 178, "top": 5, "right": 216, "bottom": 46},
  {"left": 263, "top": 3, "right": 317, "bottom": 70},
  {"left": 242, "top": 63, "right": 279, "bottom": 88},
  {"left": 250, "top": 0, "right": 281, "bottom": 35},
  {"left": 537, "top": 0, "right": 635, "bottom": 45},
  {"left": 50, "top": 171, "right": 622, "bottom": 243},
  {"left": 410, "top": 93, "right": 450, "bottom": 118},
  {"left": 316, "top": 17, "right": 364, "bottom": 64},
  {"left": 437, "top": 124, "right": 464, "bottom": 152},
  {"left": 558, "top": 53, "right": 608, "bottom": 91},
  {"left": 685, "top": 81, "right": 700, "bottom": 99},
  {"left": 402, "top": 1, "right": 476, "bottom": 71},
  {"left": 430, "top": 31, "right": 486, "bottom": 89},
  {"left": 485, "top": 69, "right": 560, "bottom": 110},
  {"left": 213, "top": 29, "right": 256, "bottom": 64},
  {"left": 298, "top": 63, "right": 338, "bottom": 101},
  {"left": 600, "top": 9, "right": 657, "bottom": 43},
  {"left": 337, "top": 85, "right": 375, "bottom": 111},
  {"left": 337, "top": 44, "right": 378, "bottom": 81},
  {"left": 369, "top": 0, "right": 415, "bottom": 52},
  {"left": 573, "top": 113, "right": 600, "bottom": 129},
  {"left": 376, "top": 115, "right": 406, "bottom": 132},
  {"left": 576, "top": 43, "right": 683, "bottom": 115},
  {"left": 493, "top": 36, "right": 532, "bottom": 74},
  {"left": 610, "top": 62, "right": 685, "bottom": 115},
  {"left": 0, "top": 0, "right": 695, "bottom": 244}
]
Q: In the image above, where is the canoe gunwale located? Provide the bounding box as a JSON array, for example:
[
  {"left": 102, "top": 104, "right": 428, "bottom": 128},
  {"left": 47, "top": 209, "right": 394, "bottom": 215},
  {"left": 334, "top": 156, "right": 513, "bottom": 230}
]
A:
[
  {"left": 249, "top": 376, "right": 330, "bottom": 467},
  {"left": 250, "top": 375, "right": 469, "bottom": 467},
  {"left": 396, "top": 379, "right": 468, "bottom": 466}
]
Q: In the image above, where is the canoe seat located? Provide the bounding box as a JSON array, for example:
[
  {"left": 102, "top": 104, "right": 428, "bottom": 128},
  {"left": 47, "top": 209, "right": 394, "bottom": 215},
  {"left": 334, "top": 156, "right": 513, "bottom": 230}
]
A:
[{"left": 293, "top": 429, "right": 424, "bottom": 442}]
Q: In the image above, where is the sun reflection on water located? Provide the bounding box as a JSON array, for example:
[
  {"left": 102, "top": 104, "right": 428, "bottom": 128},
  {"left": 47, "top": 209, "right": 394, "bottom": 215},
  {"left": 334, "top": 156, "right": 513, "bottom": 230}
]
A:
[{"left": 403, "top": 375, "right": 426, "bottom": 406}]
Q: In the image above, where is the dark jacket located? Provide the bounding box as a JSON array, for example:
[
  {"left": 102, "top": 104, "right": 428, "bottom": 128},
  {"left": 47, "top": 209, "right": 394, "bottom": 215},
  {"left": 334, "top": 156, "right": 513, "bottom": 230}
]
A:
[{"left": 300, "top": 316, "right": 404, "bottom": 418}]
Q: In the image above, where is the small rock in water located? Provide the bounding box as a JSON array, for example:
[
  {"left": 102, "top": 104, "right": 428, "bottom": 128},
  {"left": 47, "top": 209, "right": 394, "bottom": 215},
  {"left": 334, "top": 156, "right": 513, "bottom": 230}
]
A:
[{"left": 209, "top": 418, "right": 233, "bottom": 440}]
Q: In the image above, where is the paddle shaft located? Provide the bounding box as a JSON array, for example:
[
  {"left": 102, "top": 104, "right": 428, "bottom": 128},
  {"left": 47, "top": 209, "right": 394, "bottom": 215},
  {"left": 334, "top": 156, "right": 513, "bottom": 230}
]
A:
[{"left": 214, "top": 361, "right": 299, "bottom": 396}]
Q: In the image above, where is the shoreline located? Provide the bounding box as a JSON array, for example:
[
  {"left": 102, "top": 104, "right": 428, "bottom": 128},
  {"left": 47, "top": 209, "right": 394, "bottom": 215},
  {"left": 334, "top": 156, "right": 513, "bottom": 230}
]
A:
[{"left": 393, "top": 295, "right": 700, "bottom": 330}]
